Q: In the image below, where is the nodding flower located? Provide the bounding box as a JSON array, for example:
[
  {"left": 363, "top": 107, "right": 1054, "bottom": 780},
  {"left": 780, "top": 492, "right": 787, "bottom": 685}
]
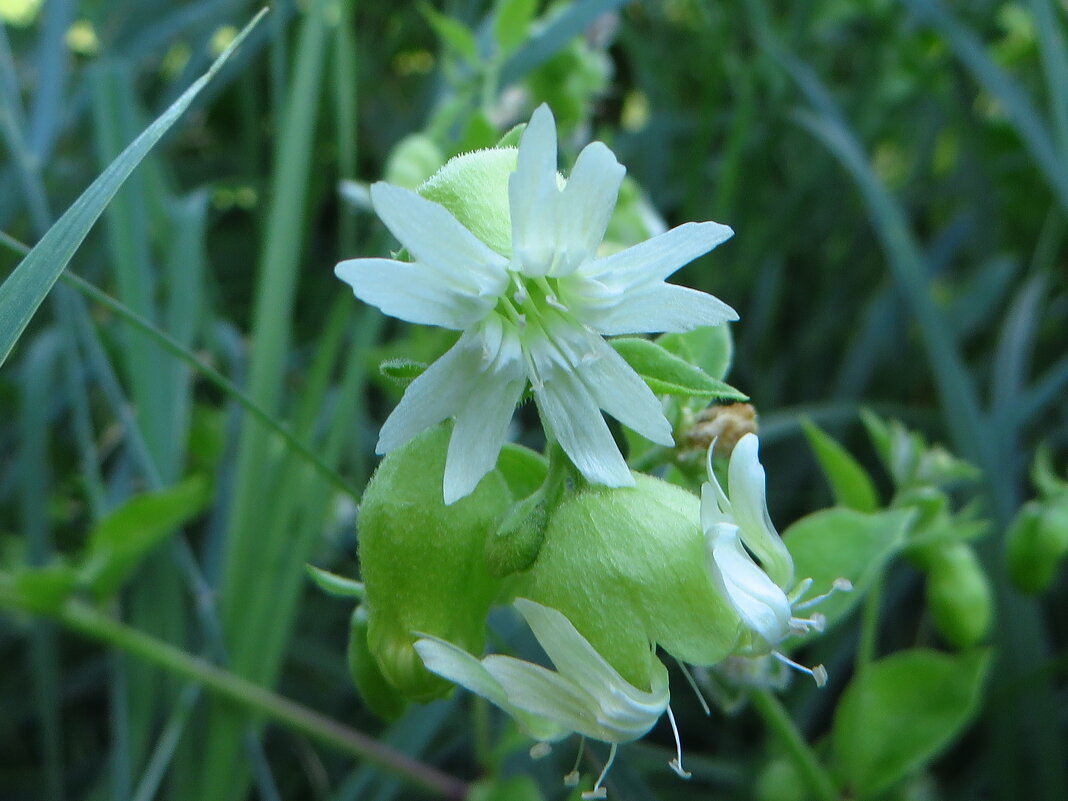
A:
[{"left": 702, "top": 433, "right": 851, "bottom": 686}]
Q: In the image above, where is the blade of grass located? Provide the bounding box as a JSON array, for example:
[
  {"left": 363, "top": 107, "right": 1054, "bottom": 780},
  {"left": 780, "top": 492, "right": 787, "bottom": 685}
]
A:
[
  {"left": 20, "top": 332, "right": 64, "bottom": 801},
  {"left": 202, "top": 1, "right": 333, "bottom": 796},
  {"left": 28, "top": 0, "right": 72, "bottom": 157},
  {"left": 0, "top": 8, "right": 267, "bottom": 370},
  {"left": 1028, "top": 0, "right": 1068, "bottom": 159},
  {"left": 899, "top": 0, "right": 1068, "bottom": 216},
  {"left": 0, "top": 228, "right": 358, "bottom": 499}
]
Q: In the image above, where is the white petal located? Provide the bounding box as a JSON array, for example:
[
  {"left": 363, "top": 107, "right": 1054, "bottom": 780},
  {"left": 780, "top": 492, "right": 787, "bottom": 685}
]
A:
[
  {"left": 414, "top": 637, "right": 566, "bottom": 742},
  {"left": 370, "top": 182, "right": 509, "bottom": 295},
  {"left": 509, "top": 105, "right": 560, "bottom": 277},
  {"left": 484, "top": 656, "right": 608, "bottom": 739},
  {"left": 552, "top": 141, "right": 625, "bottom": 277},
  {"left": 335, "top": 258, "right": 492, "bottom": 329},
  {"left": 590, "top": 283, "right": 738, "bottom": 336},
  {"left": 580, "top": 337, "right": 673, "bottom": 446},
  {"left": 580, "top": 221, "right": 734, "bottom": 288},
  {"left": 728, "top": 434, "right": 794, "bottom": 588},
  {"left": 443, "top": 364, "right": 526, "bottom": 504},
  {"left": 533, "top": 367, "right": 633, "bottom": 488},
  {"left": 514, "top": 599, "right": 670, "bottom": 732},
  {"left": 706, "top": 523, "right": 792, "bottom": 650},
  {"left": 376, "top": 333, "right": 482, "bottom": 453}
]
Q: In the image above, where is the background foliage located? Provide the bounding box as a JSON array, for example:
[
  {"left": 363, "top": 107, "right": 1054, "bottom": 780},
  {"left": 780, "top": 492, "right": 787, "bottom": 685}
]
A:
[{"left": 1, "top": 0, "right": 1065, "bottom": 800}]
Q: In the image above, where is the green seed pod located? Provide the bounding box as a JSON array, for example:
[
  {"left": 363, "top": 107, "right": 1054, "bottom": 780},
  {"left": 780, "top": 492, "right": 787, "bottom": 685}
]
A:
[
  {"left": 515, "top": 473, "right": 740, "bottom": 688},
  {"left": 925, "top": 542, "right": 993, "bottom": 649},
  {"left": 358, "top": 424, "right": 511, "bottom": 700},
  {"left": 347, "top": 606, "right": 406, "bottom": 721},
  {"left": 1007, "top": 499, "right": 1068, "bottom": 594}
]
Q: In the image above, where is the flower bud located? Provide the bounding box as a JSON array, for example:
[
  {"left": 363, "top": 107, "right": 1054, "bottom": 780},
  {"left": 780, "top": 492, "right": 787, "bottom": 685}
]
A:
[
  {"left": 358, "top": 425, "right": 511, "bottom": 700},
  {"left": 925, "top": 542, "right": 993, "bottom": 649},
  {"left": 515, "top": 473, "right": 740, "bottom": 688},
  {"left": 383, "top": 134, "right": 444, "bottom": 189},
  {"left": 1006, "top": 498, "right": 1068, "bottom": 594}
]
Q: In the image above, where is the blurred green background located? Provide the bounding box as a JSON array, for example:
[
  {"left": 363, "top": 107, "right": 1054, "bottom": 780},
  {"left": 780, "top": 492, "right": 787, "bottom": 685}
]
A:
[{"left": 0, "top": 0, "right": 1065, "bottom": 799}]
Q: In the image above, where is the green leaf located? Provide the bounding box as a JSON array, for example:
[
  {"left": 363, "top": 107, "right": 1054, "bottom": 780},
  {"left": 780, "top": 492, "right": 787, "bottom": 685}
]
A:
[
  {"left": 0, "top": 9, "right": 265, "bottom": 369},
  {"left": 11, "top": 563, "right": 80, "bottom": 614},
  {"left": 495, "top": 123, "right": 526, "bottom": 148},
  {"left": 611, "top": 337, "right": 747, "bottom": 401},
  {"left": 379, "top": 358, "right": 428, "bottom": 388},
  {"left": 493, "top": 0, "right": 538, "bottom": 56},
  {"left": 81, "top": 476, "right": 211, "bottom": 598},
  {"left": 657, "top": 323, "right": 734, "bottom": 381},
  {"left": 419, "top": 3, "right": 479, "bottom": 64},
  {"left": 785, "top": 508, "right": 912, "bottom": 632},
  {"left": 832, "top": 648, "right": 992, "bottom": 797},
  {"left": 800, "top": 419, "right": 879, "bottom": 512},
  {"left": 497, "top": 443, "right": 548, "bottom": 500},
  {"left": 305, "top": 565, "right": 365, "bottom": 600}
]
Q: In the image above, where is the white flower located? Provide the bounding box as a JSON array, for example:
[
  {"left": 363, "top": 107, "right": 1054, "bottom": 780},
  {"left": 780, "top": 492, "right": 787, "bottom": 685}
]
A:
[
  {"left": 414, "top": 598, "right": 687, "bottom": 799},
  {"left": 336, "top": 104, "right": 737, "bottom": 503},
  {"left": 702, "top": 434, "right": 847, "bottom": 684}
]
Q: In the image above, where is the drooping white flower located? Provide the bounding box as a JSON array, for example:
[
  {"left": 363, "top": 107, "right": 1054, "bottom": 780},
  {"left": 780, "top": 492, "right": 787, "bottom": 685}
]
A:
[
  {"left": 414, "top": 598, "right": 686, "bottom": 799},
  {"left": 336, "top": 104, "right": 737, "bottom": 503},
  {"left": 702, "top": 434, "right": 848, "bottom": 684}
]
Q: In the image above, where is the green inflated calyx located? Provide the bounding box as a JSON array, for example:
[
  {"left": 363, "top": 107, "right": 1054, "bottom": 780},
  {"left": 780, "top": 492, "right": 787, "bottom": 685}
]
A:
[
  {"left": 515, "top": 473, "right": 741, "bottom": 688},
  {"left": 358, "top": 424, "right": 511, "bottom": 701},
  {"left": 418, "top": 147, "right": 518, "bottom": 256}
]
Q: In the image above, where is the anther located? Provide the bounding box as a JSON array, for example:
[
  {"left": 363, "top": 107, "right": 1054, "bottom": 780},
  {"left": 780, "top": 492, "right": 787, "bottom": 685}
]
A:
[{"left": 581, "top": 743, "right": 617, "bottom": 800}]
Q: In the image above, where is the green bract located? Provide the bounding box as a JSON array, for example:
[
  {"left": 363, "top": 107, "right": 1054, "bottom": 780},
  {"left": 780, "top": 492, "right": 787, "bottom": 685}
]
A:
[
  {"left": 357, "top": 424, "right": 511, "bottom": 700},
  {"left": 515, "top": 473, "right": 740, "bottom": 688}
]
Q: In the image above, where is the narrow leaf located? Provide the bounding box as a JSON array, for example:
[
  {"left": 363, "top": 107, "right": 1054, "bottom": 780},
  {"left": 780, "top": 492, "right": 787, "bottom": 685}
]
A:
[
  {"left": 611, "top": 337, "right": 747, "bottom": 401},
  {"left": 305, "top": 565, "right": 365, "bottom": 600},
  {"left": 0, "top": 9, "right": 266, "bottom": 369}
]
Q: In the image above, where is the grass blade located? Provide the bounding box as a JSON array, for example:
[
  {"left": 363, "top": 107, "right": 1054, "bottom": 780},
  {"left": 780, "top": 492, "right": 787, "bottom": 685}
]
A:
[{"left": 0, "top": 8, "right": 266, "bottom": 370}]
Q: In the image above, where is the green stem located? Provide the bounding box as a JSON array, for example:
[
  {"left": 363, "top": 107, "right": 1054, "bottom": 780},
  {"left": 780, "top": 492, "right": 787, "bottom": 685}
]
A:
[
  {"left": 750, "top": 689, "right": 839, "bottom": 801},
  {"left": 0, "top": 588, "right": 469, "bottom": 800},
  {"left": 856, "top": 574, "right": 883, "bottom": 672}
]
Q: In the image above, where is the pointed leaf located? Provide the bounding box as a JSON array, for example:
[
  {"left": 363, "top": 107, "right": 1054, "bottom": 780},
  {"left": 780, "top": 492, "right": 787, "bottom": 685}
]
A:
[
  {"left": 800, "top": 418, "right": 879, "bottom": 512},
  {"left": 82, "top": 476, "right": 211, "bottom": 598},
  {"left": 305, "top": 565, "right": 365, "bottom": 600},
  {"left": 610, "top": 337, "right": 747, "bottom": 401},
  {"left": 380, "top": 358, "right": 428, "bottom": 388},
  {"left": 657, "top": 323, "right": 734, "bottom": 381}
]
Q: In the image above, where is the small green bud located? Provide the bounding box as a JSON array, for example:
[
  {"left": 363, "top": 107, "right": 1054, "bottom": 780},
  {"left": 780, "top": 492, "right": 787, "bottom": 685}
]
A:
[
  {"left": 516, "top": 474, "right": 739, "bottom": 688},
  {"left": 358, "top": 424, "right": 511, "bottom": 700},
  {"left": 418, "top": 147, "right": 519, "bottom": 256},
  {"left": 1006, "top": 498, "right": 1068, "bottom": 594},
  {"left": 894, "top": 486, "right": 949, "bottom": 535},
  {"left": 347, "top": 606, "right": 406, "bottom": 721},
  {"left": 383, "top": 133, "right": 444, "bottom": 189},
  {"left": 925, "top": 542, "right": 993, "bottom": 649},
  {"left": 484, "top": 489, "right": 550, "bottom": 578}
]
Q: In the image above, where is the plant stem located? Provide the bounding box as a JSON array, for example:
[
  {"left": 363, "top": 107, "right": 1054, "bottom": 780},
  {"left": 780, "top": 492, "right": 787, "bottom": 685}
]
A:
[
  {"left": 856, "top": 574, "right": 883, "bottom": 672},
  {"left": 750, "top": 689, "right": 839, "bottom": 801},
  {"left": 0, "top": 588, "right": 469, "bottom": 800}
]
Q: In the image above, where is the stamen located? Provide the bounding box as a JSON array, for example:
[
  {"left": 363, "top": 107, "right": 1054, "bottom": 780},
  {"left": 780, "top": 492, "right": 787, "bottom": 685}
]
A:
[
  {"left": 666, "top": 706, "right": 692, "bottom": 779},
  {"left": 545, "top": 293, "right": 568, "bottom": 311},
  {"left": 582, "top": 743, "right": 617, "bottom": 800},
  {"left": 529, "top": 741, "right": 552, "bottom": 760},
  {"left": 794, "top": 577, "right": 853, "bottom": 611},
  {"left": 674, "top": 659, "right": 711, "bottom": 717},
  {"left": 772, "top": 651, "right": 827, "bottom": 688},
  {"left": 564, "top": 738, "right": 585, "bottom": 787},
  {"left": 787, "top": 577, "right": 814, "bottom": 604},
  {"left": 789, "top": 612, "right": 826, "bottom": 635}
]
